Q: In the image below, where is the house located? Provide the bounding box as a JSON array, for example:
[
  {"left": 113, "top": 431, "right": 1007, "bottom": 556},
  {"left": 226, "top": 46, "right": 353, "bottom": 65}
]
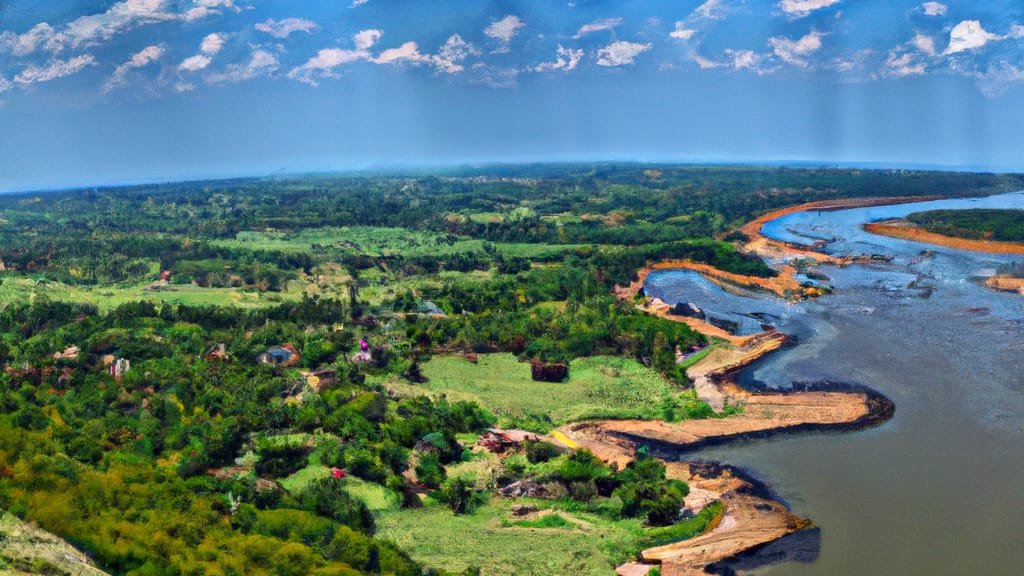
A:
[
  {"left": 299, "top": 368, "right": 337, "bottom": 393},
  {"left": 529, "top": 360, "right": 568, "bottom": 382},
  {"left": 52, "top": 345, "right": 80, "bottom": 361},
  {"left": 257, "top": 344, "right": 300, "bottom": 367},
  {"left": 108, "top": 358, "right": 130, "bottom": 381},
  {"left": 204, "top": 343, "right": 228, "bottom": 361}
]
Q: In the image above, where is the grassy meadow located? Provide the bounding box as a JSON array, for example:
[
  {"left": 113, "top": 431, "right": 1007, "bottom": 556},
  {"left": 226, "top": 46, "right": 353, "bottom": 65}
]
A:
[{"left": 382, "top": 353, "right": 685, "bottom": 425}]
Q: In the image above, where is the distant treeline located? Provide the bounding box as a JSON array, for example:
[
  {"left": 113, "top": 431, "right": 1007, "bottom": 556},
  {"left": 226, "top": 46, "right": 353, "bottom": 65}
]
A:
[{"left": 2, "top": 165, "right": 1016, "bottom": 287}]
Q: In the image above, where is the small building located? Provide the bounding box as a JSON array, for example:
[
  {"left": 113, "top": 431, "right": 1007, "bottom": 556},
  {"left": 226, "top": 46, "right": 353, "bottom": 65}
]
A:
[
  {"left": 108, "top": 358, "right": 130, "bottom": 381},
  {"left": 52, "top": 345, "right": 80, "bottom": 361},
  {"left": 258, "top": 344, "right": 300, "bottom": 367},
  {"left": 300, "top": 368, "right": 337, "bottom": 393},
  {"left": 529, "top": 360, "right": 568, "bottom": 382},
  {"left": 204, "top": 343, "right": 228, "bottom": 361}
]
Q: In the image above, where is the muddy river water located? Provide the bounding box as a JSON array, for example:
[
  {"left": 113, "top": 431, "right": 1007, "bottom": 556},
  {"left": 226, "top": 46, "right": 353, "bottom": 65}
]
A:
[{"left": 644, "top": 191, "right": 1024, "bottom": 575}]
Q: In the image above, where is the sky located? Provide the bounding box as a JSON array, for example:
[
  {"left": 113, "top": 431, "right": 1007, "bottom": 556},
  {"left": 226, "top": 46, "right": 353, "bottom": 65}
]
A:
[{"left": 2, "top": 0, "right": 1024, "bottom": 193}]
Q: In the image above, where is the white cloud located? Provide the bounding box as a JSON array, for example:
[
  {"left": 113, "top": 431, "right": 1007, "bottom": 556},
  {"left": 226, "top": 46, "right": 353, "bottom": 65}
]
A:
[
  {"left": 1010, "top": 25, "right": 1024, "bottom": 39},
  {"left": 196, "top": 0, "right": 238, "bottom": 9},
  {"left": 693, "top": 53, "right": 721, "bottom": 69},
  {"left": 485, "top": 15, "right": 525, "bottom": 52},
  {"left": 0, "top": 23, "right": 57, "bottom": 56},
  {"left": 104, "top": 44, "right": 163, "bottom": 92},
  {"left": 2, "top": 0, "right": 237, "bottom": 57},
  {"left": 179, "top": 54, "right": 211, "bottom": 72},
  {"left": 724, "top": 49, "right": 777, "bottom": 74},
  {"left": 374, "top": 42, "right": 426, "bottom": 65},
  {"left": 183, "top": 8, "right": 213, "bottom": 21},
  {"left": 574, "top": 17, "right": 621, "bottom": 39},
  {"left": 777, "top": 0, "right": 841, "bottom": 18},
  {"left": 769, "top": 30, "right": 823, "bottom": 67},
  {"left": 534, "top": 45, "right": 584, "bottom": 72},
  {"left": 207, "top": 49, "right": 279, "bottom": 83},
  {"left": 178, "top": 33, "right": 225, "bottom": 73},
  {"left": 912, "top": 33, "right": 936, "bottom": 56},
  {"left": 354, "top": 29, "right": 383, "bottom": 51},
  {"left": 921, "top": 2, "right": 947, "bottom": 17},
  {"left": 885, "top": 49, "right": 926, "bottom": 77},
  {"left": 288, "top": 29, "right": 381, "bottom": 85},
  {"left": 693, "top": 0, "right": 729, "bottom": 21},
  {"left": 670, "top": 22, "right": 697, "bottom": 41},
  {"left": 596, "top": 41, "right": 651, "bottom": 67},
  {"left": 14, "top": 54, "right": 95, "bottom": 85},
  {"left": 351, "top": 0, "right": 369, "bottom": 6},
  {"left": 430, "top": 34, "right": 476, "bottom": 74},
  {"left": 0, "top": 77, "right": 12, "bottom": 94},
  {"left": 944, "top": 20, "right": 1000, "bottom": 55},
  {"left": 255, "top": 18, "right": 319, "bottom": 39},
  {"left": 200, "top": 32, "right": 225, "bottom": 55},
  {"left": 51, "top": 0, "right": 179, "bottom": 52}
]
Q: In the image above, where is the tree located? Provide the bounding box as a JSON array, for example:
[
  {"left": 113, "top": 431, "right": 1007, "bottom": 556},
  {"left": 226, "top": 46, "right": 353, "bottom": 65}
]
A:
[
  {"left": 435, "top": 475, "right": 485, "bottom": 515},
  {"left": 415, "top": 452, "right": 445, "bottom": 488}
]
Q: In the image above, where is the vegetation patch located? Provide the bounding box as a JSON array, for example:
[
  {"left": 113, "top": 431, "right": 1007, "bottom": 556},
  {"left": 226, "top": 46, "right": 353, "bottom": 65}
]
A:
[
  {"left": 412, "top": 353, "right": 685, "bottom": 425},
  {"left": 906, "top": 209, "right": 1024, "bottom": 242},
  {"left": 513, "top": 513, "right": 575, "bottom": 529},
  {"left": 375, "top": 498, "right": 641, "bottom": 576}
]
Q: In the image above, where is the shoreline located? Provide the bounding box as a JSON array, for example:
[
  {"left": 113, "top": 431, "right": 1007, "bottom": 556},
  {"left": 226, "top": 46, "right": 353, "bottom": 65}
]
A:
[
  {"left": 590, "top": 199, "right": 920, "bottom": 574},
  {"left": 558, "top": 320, "right": 893, "bottom": 575}
]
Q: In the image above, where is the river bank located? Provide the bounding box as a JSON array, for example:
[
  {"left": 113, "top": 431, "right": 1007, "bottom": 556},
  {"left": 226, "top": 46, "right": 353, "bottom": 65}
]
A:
[
  {"left": 576, "top": 192, "right": 1023, "bottom": 573},
  {"left": 574, "top": 199, "right": 923, "bottom": 574},
  {"left": 557, "top": 325, "right": 892, "bottom": 575}
]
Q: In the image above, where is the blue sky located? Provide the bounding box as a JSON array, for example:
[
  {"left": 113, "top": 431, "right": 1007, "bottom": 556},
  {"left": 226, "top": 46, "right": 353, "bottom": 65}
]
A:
[{"left": 2, "top": 0, "right": 1024, "bottom": 192}]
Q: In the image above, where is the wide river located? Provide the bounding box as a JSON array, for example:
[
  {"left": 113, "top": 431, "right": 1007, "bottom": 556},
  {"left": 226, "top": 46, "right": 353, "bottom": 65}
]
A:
[{"left": 644, "top": 191, "right": 1024, "bottom": 575}]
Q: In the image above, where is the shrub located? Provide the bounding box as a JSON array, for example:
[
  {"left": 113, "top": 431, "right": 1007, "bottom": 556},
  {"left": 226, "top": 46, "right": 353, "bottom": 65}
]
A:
[
  {"left": 524, "top": 440, "right": 559, "bottom": 464},
  {"left": 415, "top": 452, "right": 445, "bottom": 489}
]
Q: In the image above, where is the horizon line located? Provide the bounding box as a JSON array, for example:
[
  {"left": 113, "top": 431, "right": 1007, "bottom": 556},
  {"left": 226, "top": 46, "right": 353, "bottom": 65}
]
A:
[{"left": 3, "top": 158, "right": 1022, "bottom": 196}]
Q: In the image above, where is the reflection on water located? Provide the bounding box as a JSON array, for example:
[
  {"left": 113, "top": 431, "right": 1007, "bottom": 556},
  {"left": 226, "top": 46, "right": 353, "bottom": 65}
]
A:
[{"left": 645, "top": 192, "right": 1024, "bottom": 575}]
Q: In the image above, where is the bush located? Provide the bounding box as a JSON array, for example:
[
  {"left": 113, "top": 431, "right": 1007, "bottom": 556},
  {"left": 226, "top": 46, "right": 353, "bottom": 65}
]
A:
[
  {"left": 415, "top": 452, "right": 445, "bottom": 489},
  {"left": 524, "top": 440, "right": 559, "bottom": 464},
  {"left": 297, "top": 477, "right": 375, "bottom": 534},
  {"left": 434, "top": 476, "right": 487, "bottom": 515}
]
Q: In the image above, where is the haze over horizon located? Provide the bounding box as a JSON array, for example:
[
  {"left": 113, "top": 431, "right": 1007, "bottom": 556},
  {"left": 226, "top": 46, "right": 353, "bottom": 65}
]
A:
[{"left": 3, "top": 0, "right": 1024, "bottom": 193}]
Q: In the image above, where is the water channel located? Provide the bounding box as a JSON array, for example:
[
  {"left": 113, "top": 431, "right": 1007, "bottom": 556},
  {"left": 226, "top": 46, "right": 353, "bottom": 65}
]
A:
[{"left": 644, "top": 191, "right": 1024, "bottom": 575}]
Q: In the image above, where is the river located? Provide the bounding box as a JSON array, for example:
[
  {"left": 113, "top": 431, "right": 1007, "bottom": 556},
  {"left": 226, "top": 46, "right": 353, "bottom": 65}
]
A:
[{"left": 644, "top": 191, "right": 1024, "bottom": 575}]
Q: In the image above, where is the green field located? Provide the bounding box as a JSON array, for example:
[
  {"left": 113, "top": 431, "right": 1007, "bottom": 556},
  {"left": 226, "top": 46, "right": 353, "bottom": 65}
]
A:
[
  {"left": 390, "top": 353, "right": 683, "bottom": 424},
  {"left": 375, "top": 497, "right": 643, "bottom": 575},
  {"left": 0, "top": 274, "right": 307, "bottom": 312},
  {"left": 214, "top": 226, "right": 583, "bottom": 260},
  {"left": 375, "top": 496, "right": 721, "bottom": 576}
]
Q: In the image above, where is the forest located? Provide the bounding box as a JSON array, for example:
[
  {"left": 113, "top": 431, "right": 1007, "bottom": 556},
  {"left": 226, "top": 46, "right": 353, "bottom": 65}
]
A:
[{"left": 0, "top": 165, "right": 1020, "bottom": 575}]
